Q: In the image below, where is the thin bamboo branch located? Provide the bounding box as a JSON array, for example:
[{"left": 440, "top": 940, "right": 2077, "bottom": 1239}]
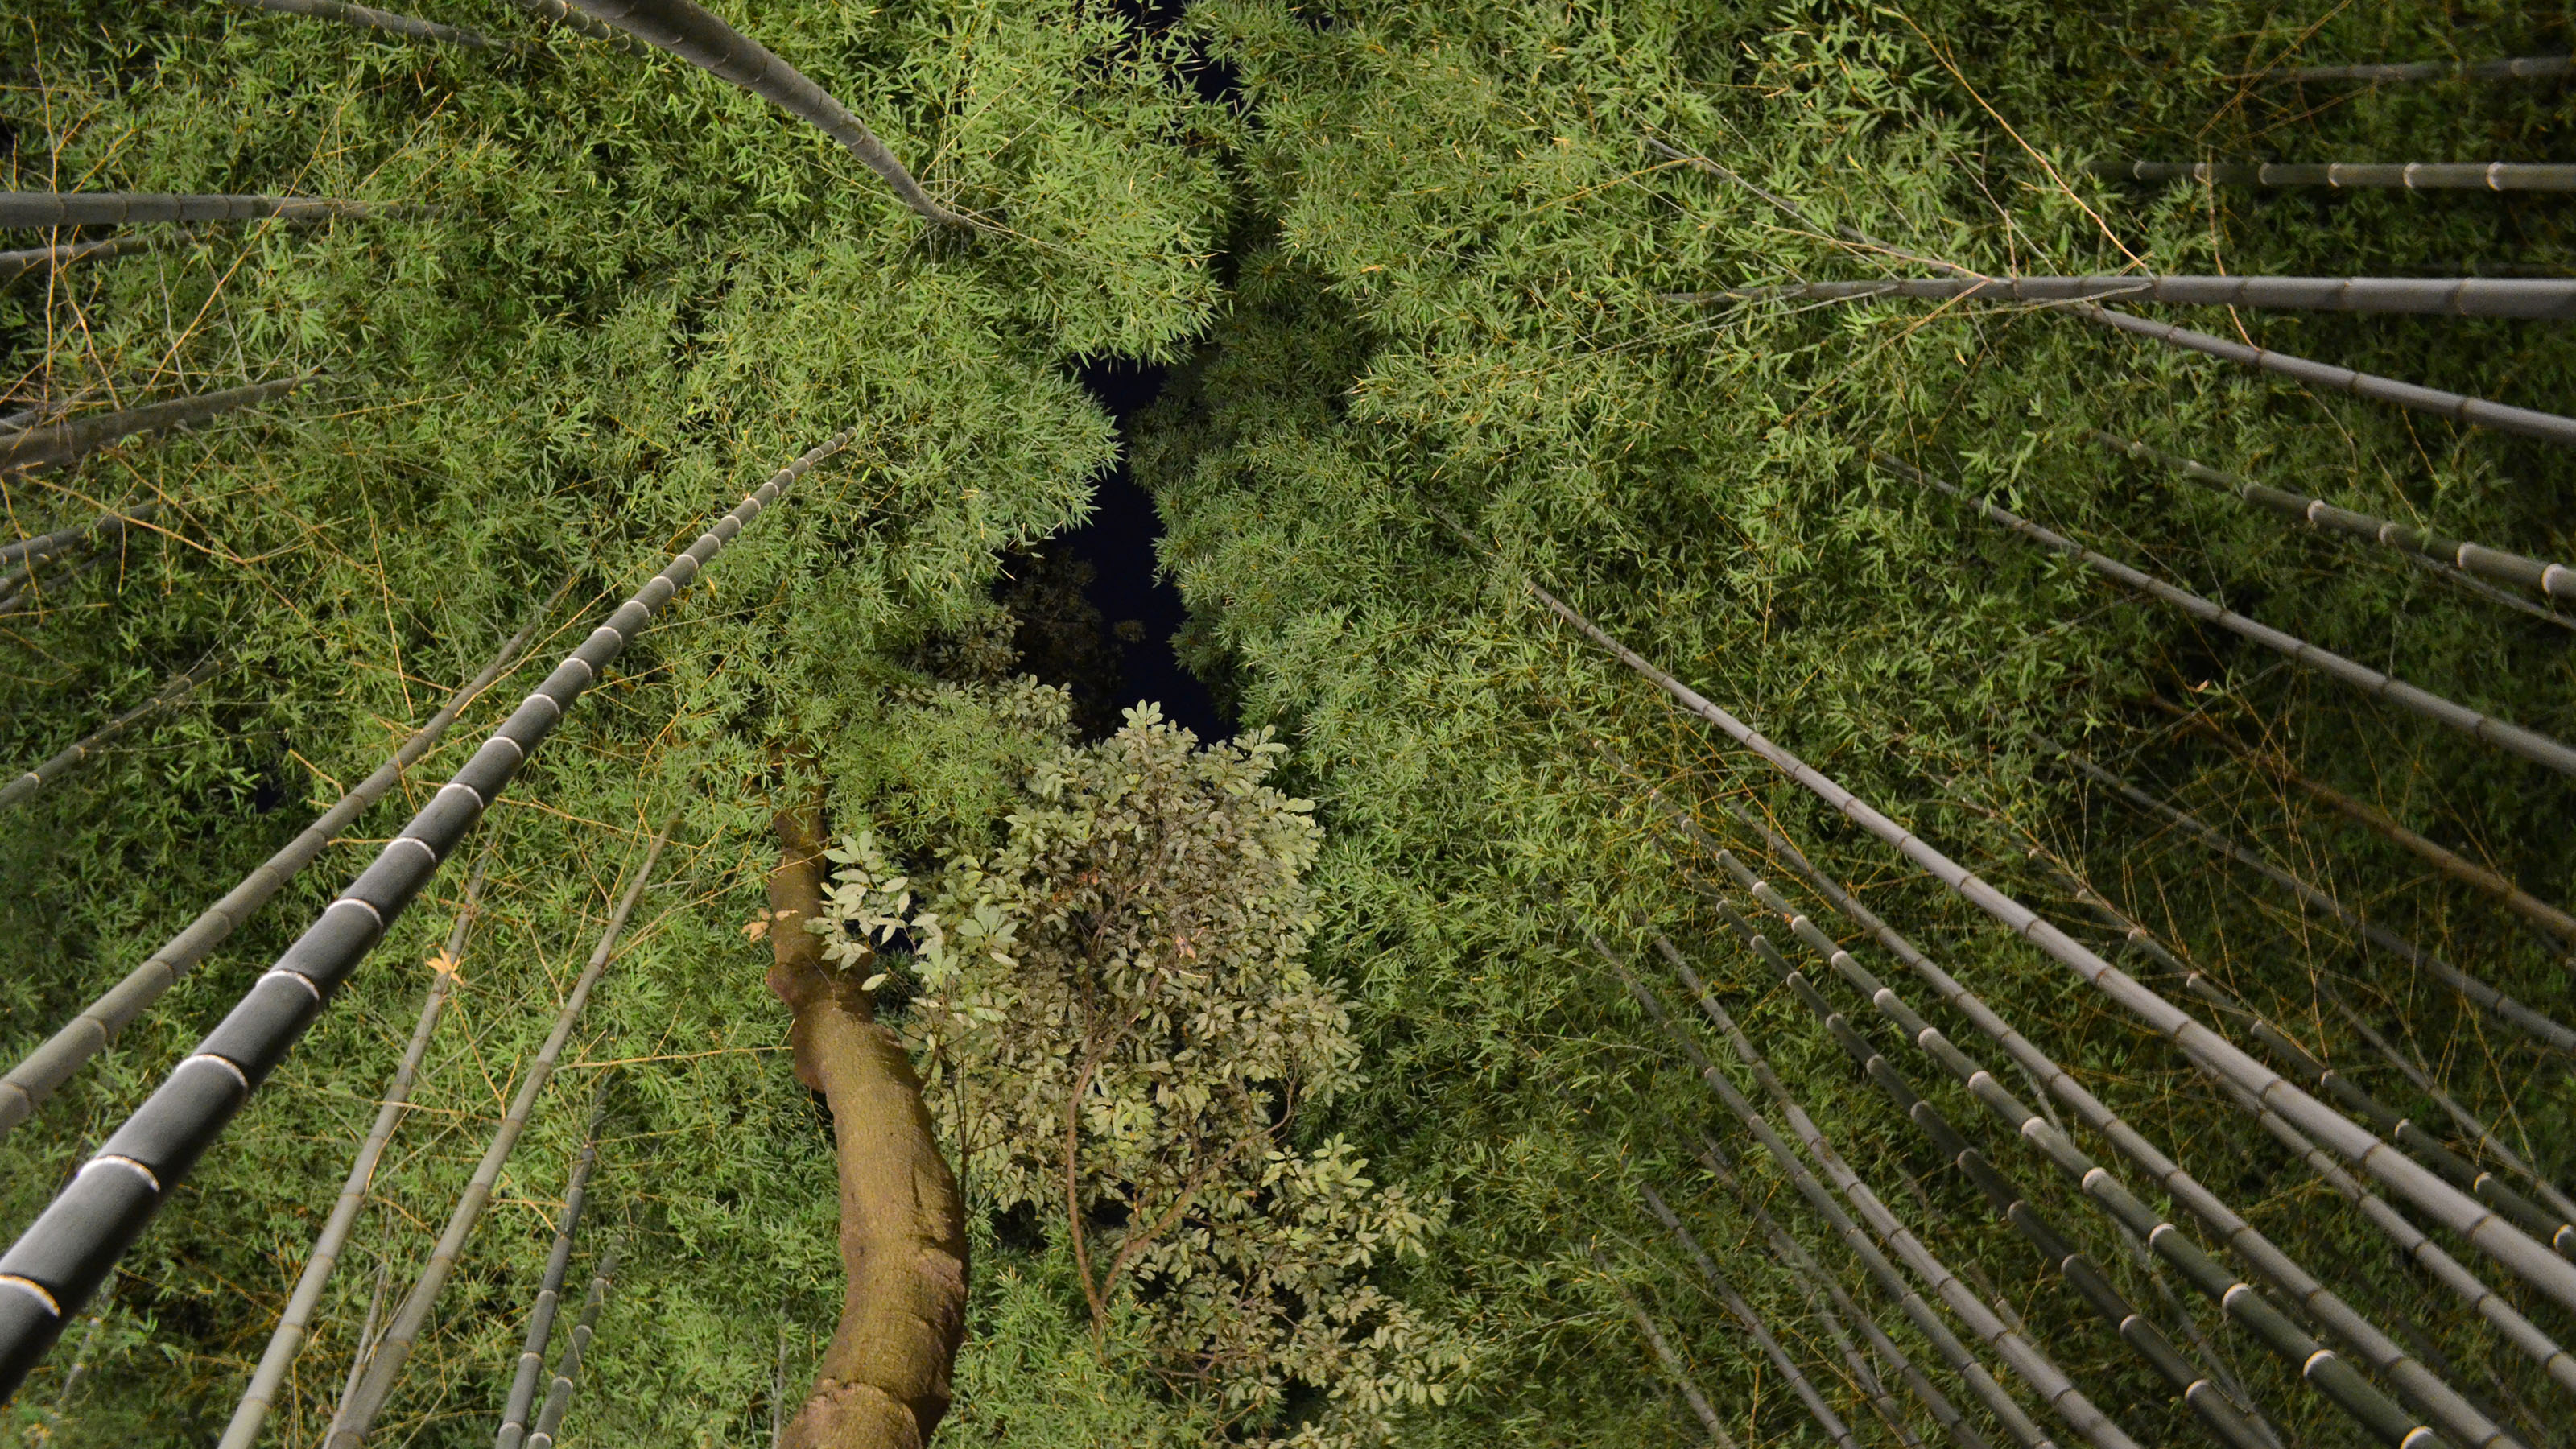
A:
[
  {"left": 2092, "top": 161, "right": 2576, "bottom": 191},
  {"left": 2267, "top": 56, "right": 2574, "bottom": 82},
  {"left": 1677, "top": 275, "right": 2576, "bottom": 317},
  {"left": 224, "top": 0, "right": 535, "bottom": 53},
  {"left": 0, "top": 652, "right": 223, "bottom": 814},
  {"left": 522, "top": 1245, "right": 616, "bottom": 1449},
  {"left": 1878, "top": 452, "right": 2576, "bottom": 777},
  {"left": 0, "top": 374, "right": 318, "bottom": 474},
  {"left": 0, "top": 194, "right": 425, "bottom": 227},
  {"left": 1590, "top": 1245, "right": 1742, "bottom": 1449},
  {"left": 0, "top": 430, "right": 851, "bottom": 1397},
  {"left": 2091, "top": 431, "right": 2576, "bottom": 606},
  {"left": 0, "top": 235, "right": 158, "bottom": 281},
  {"left": 217, "top": 854, "right": 488, "bottom": 1449},
  {"left": 495, "top": 1082, "right": 609, "bottom": 1449},
  {"left": 1637, "top": 1183, "right": 1865, "bottom": 1449},
  {"left": 324, "top": 815, "right": 676, "bottom": 1447},
  {"left": 0, "top": 577, "right": 568, "bottom": 1136},
  {"left": 322, "top": 1259, "right": 392, "bottom": 1446}
]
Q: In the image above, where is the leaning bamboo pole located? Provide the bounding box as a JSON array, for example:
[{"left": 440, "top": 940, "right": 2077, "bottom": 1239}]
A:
[
  {"left": 0, "top": 374, "right": 317, "bottom": 474},
  {"left": 0, "top": 235, "right": 158, "bottom": 281},
  {"left": 323, "top": 815, "right": 676, "bottom": 1447},
  {"left": 216, "top": 856, "right": 488, "bottom": 1449},
  {"left": 1591, "top": 1245, "right": 1740, "bottom": 1449},
  {"left": 522, "top": 1245, "right": 617, "bottom": 1449},
  {"left": 551, "top": 0, "right": 968, "bottom": 228},
  {"left": 224, "top": 0, "right": 533, "bottom": 52},
  {"left": 0, "top": 430, "right": 850, "bottom": 1397},
  {"left": 0, "top": 578, "right": 567, "bottom": 1136},
  {"left": 2269, "top": 56, "right": 2574, "bottom": 82},
  {"left": 1509, "top": 564, "right": 2576, "bottom": 1320},
  {"left": 1877, "top": 453, "right": 2576, "bottom": 778},
  {"left": 2324, "top": 995, "right": 2576, "bottom": 1226},
  {"left": 0, "top": 194, "right": 419, "bottom": 228},
  {"left": 2091, "top": 431, "right": 2576, "bottom": 607},
  {"left": 2092, "top": 160, "right": 2576, "bottom": 191},
  {"left": 0, "top": 653, "right": 221, "bottom": 814},
  {"left": 1636, "top": 1182, "right": 1866, "bottom": 1449},
  {"left": 502, "top": 0, "right": 650, "bottom": 54},
  {"left": 0, "top": 504, "right": 160, "bottom": 571},
  {"left": 1587, "top": 934, "right": 2066, "bottom": 1449},
  {"left": 2052, "top": 745, "right": 2576, "bottom": 1055},
  {"left": 1678, "top": 275, "right": 2576, "bottom": 317},
  {"left": 494, "top": 1084, "right": 609, "bottom": 1449}
]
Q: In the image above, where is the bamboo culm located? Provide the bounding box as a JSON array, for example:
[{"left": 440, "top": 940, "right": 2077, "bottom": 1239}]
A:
[
  {"left": 496, "top": 1086, "right": 610, "bottom": 1449},
  {"left": 0, "top": 653, "right": 222, "bottom": 814},
  {"left": 1590, "top": 1246, "right": 1742, "bottom": 1449},
  {"left": 0, "top": 577, "right": 568, "bottom": 1137},
  {"left": 2271, "top": 56, "right": 2574, "bottom": 82},
  {"left": 1876, "top": 453, "right": 2576, "bottom": 778},
  {"left": 0, "top": 431, "right": 850, "bottom": 1399},
  {"left": 501, "top": 0, "right": 651, "bottom": 55},
  {"left": 0, "top": 235, "right": 158, "bottom": 281},
  {"left": 216, "top": 858, "right": 487, "bottom": 1449},
  {"left": 1635, "top": 1183, "right": 1865, "bottom": 1449},
  {"left": 522, "top": 1248, "right": 617, "bottom": 1449},
  {"left": 0, "top": 194, "right": 421, "bottom": 228},
  {"left": 1516, "top": 567, "right": 2576, "bottom": 1321},
  {"left": 1586, "top": 932, "right": 2066, "bottom": 1449},
  {"left": 0, "top": 374, "right": 316, "bottom": 474},
  {"left": 1682, "top": 275, "right": 2576, "bottom": 318},
  {"left": 2093, "top": 160, "right": 2576, "bottom": 191},
  {"left": 2324, "top": 997, "right": 2576, "bottom": 1227},
  {"left": 0, "top": 504, "right": 160, "bottom": 569},
  {"left": 551, "top": 0, "right": 968, "bottom": 228},
  {"left": 225, "top": 0, "right": 533, "bottom": 52},
  {"left": 324, "top": 815, "right": 677, "bottom": 1447},
  {"left": 2091, "top": 431, "right": 2575, "bottom": 605},
  {"left": 0, "top": 551, "right": 109, "bottom": 617},
  {"left": 2054, "top": 745, "right": 2576, "bottom": 1055}
]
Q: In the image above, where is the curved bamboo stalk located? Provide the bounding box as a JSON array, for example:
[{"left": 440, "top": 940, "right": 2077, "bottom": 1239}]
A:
[
  {"left": 0, "top": 578, "right": 568, "bottom": 1137},
  {"left": 0, "top": 430, "right": 850, "bottom": 1399},
  {"left": 1586, "top": 932, "right": 2066, "bottom": 1449},
  {"left": 0, "top": 194, "right": 421, "bottom": 228},
  {"left": 495, "top": 1084, "right": 609, "bottom": 1449},
  {"left": 216, "top": 856, "right": 488, "bottom": 1449},
  {"left": 1679, "top": 275, "right": 2576, "bottom": 317},
  {"left": 2323, "top": 994, "right": 2576, "bottom": 1225},
  {"left": 1591, "top": 1245, "right": 1742, "bottom": 1449},
  {"left": 501, "top": 0, "right": 650, "bottom": 55},
  {"left": 522, "top": 1246, "right": 617, "bottom": 1449},
  {"left": 0, "top": 504, "right": 159, "bottom": 569},
  {"left": 0, "top": 653, "right": 222, "bottom": 814},
  {"left": 551, "top": 0, "right": 969, "bottom": 228},
  {"left": 2092, "top": 161, "right": 2576, "bottom": 191},
  {"left": 2268, "top": 56, "right": 2574, "bottom": 82},
  {"left": 1636, "top": 1183, "right": 1864, "bottom": 1449},
  {"left": 0, "top": 374, "right": 316, "bottom": 474},
  {"left": 323, "top": 815, "right": 676, "bottom": 1447},
  {"left": 1876, "top": 453, "right": 2576, "bottom": 778},
  {"left": 2091, "top": 431, "right": 2576, "bottom": 606},
  {"left": 0, "top": 235, "right": 159, "bottom": 281},
  {"left": 2054, "top": 746, "right": 2576, "bottom": 1055},
  {"left": 224, "top": 0, "right": 534, "bottom": 53},
  {"left": 1513, "top": 568, "right": 2576, "bottom": 1318}
]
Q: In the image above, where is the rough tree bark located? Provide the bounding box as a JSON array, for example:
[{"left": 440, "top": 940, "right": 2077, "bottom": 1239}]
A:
[{"left": 767, "top": 803, "right": 967, "bottom": 1449}]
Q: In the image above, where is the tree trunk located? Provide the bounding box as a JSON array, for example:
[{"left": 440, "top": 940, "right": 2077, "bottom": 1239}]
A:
[
  {"left": 766, "top": 803, "right": 966, "bottom": 1449},
  {"left": 225, "top": 0, "right": 534, "bottom": 54},
  {"left": 2093, "top": 160, "right": 2576, "bottom": 191}
]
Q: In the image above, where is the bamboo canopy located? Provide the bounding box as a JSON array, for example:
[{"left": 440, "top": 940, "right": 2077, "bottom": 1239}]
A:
[
  {"left": 0, "top": 374, "right": 316, "bottom": 474},
  {"left": 0, "top": 194, "right": 421, "bottom": 228},
  {"left": 0, "top": 431, "right": 849, "bottom": 1395},
  {"left": 2092, "top": 160, "right": 2576, "bottom": 191},
  {"left": 223, "top": 0, "right": 533, "bottom": 52},
  {"left": 0, "top": 654, "right": 223, "bottom": 815},
  {"left": 1680, "top": 275, "right": 2576, "bottom": 317}
]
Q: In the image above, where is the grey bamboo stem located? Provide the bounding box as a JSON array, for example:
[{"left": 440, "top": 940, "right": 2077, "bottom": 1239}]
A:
[
  {"left": 496, "top": 1084, "right": 609, "bottom": 1449},
  {"left": 0, "top": 235, "right": 158, "bottom": 281},
  {"left": 1591, "top": 1245, "right": 1741, "bottom": 1449},
  {"left": 0, "top": 504, "right": 159, "bottom": 568},
  {"left": 217, "top": 857, "right": 486, "bottom": 1449},
  {"left": 323, "top": 1261, "right": 392, "bottom": 1446},
  {"left": 2093, "top": 161, "right": 2576, "bottom": 191},
  {"left": 2325, "top": 994, "right": 2576, "bottom": 1225},
  {"left": 324, "top": 814, "right": 678, "bottom": 1447},
  {"left": 522, "top": 1247, "right": 616, "bottom": 1449},
  {"left": 0, "top": 653, "right": 221, "bottom": 814},
  {"left": 1636, "top": 1183, "right": 1864, "bottom": 1449},
  {"left": 225, "top": 0, "right": 534, "bottom": 53},
  {"left": 0, "top": 551, "right": 109, "bottom": 617},
  {"left": 0, "top": 374, "right": 316, "bottom": 473},
  {"left": 1517, "top": 569, "right": 2576, "bottom": 1319},
  {"left": 2091, "top": 431, "right": 2576, "bottom": 605},
  {"left": 0, "top": 579, "right": 566, "bottom": 1136},
  {"left": 1879, "top": 453, "right": 2576, "bottom": 778},
  {"left": 502, "top": 0, "right": 651, "bottom": 55},
  {"left": 553, "top": 0, "right": 969, "bottom": 228},
  {"left": 1683, "top": 275, "right": 2576, "bottom": 317},
  {"left": 0, "top": 194, "right": 420, "bottom": 228},
  {"left": 2056, "top": 745, "right": 2576, "bottom": 1055},
  {"left": 2269, "top": 56, "right": 2574, "bottom": 82}
]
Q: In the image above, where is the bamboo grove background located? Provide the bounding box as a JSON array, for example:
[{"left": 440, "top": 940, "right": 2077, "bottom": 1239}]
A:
[{"left": 2, "top": 0, "right": 2571, "bottom": 1444}]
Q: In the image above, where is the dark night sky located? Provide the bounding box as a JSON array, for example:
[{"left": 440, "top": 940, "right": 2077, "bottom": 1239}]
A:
[{"left": 1063, "top": 357, "right": 1229, "bottom": 743}]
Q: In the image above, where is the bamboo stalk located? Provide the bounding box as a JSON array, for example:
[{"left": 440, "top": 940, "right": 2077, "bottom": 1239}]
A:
[
  {"left": 0, "top": 235, "right": 158, "bottom": 281},
  {"left": 1678, "top": 275, "right": 2576, "bottom": 317},
  {"left": 2053, "top": 745, "right": 2576, "bottom": 1055},
  {"left": 217, "top": 855, "right": 488, "bottom": 1449},
  {"left": 0, "top": 194, "right": 422, "bottom": 228},
  {"left": 522, "top": 1245, "right": 616, "bottom": 1449},
  {"left": 0, "top": 430, "right": 850, "bottom": 1399},
  {"left": 1636, "top": 1183, "right": 1866, "bottom": 1449},
  {"left": 2091, "top": 431, "right": 2576, "bottom": 606},
  {"left": 0, "top": 503, "right": 159, "bottom": 569},
  {"left": 0, "top": 578, "right": 568, "bottom": 1137},
  {"left": 1590, "top": 1245, "right": 1742, "bottom": 1449},
  {"left": 224, "top": 0, "right": 535, "bottom": 53},
  {"left": 501, "top": 0, "right": 650, "bottom": 55},
  {"left": 1586, "top": 933, "right": 2066, "bottom": 1449},
  {"left": 2323, "top": 994, "right": 2576, "bottom": 1226},
  {"left": 2268, "top": 56, "right": 2574, "bottom": 82},
  {"left": 324, "top": 816, "right": 675, "bottom": 1447},
  {"left": 2092, "top": 160, "right": 2576, "bottom": 191},
  {"left": 495, "top": 1083, "right": 609, "bottom": 1449},
  {"left": 321, "top": 1259, "right": 392, "bottom": 1446},
  {"left": 1513, "top": 567, "right": 2576, "bottom": 1319},
  {"left": 551, "top": 0, "right": 968, "bottom": 228},
  {"left": 0, "top": 550, "right": 110, "bottom": 617},
  {"left": 1877, "top": 452, "right": 2576, "bottom": 778},
  {"left": 0, "top": 652, "right": 222, "bottom": 814},
  {"left": 0, "top": 374, "right": 317, "bottom": 473}
]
